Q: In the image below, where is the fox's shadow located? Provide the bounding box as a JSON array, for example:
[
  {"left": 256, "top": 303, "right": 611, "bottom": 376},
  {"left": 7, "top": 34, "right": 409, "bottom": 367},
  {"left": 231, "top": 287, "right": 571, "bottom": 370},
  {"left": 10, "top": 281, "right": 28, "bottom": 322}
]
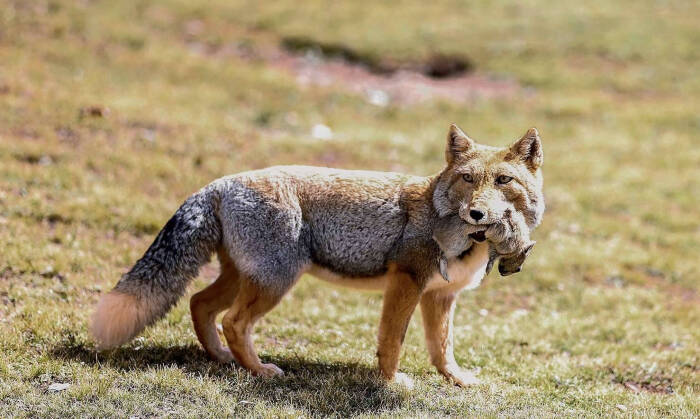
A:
[{"left": 50, "top": 342, "right": 408, "bottom": 416}]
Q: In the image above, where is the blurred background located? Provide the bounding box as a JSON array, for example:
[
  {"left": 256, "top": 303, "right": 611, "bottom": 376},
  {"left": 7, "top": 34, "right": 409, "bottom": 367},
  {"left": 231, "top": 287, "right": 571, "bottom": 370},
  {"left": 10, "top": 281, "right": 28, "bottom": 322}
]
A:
[{"left": 1, "top": 1, "right": 698, "bottom": 416}]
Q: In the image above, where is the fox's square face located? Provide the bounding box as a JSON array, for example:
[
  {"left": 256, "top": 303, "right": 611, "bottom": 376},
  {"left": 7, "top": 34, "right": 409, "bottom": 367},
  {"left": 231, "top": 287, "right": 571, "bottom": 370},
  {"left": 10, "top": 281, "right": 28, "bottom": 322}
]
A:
[{"left": 433, "top": 125, "right": 545, "bottom": 233}]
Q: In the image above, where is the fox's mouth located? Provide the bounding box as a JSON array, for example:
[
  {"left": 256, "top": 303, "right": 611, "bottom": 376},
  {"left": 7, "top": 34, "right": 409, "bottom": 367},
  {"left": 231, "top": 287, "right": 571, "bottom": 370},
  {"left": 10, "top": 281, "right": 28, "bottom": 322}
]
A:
[
  {"left": 468, "top": 231, "right": 487, "bottom": 242},
  {"left": 459, "top": 218, "right": 489, "bottom": 242}
]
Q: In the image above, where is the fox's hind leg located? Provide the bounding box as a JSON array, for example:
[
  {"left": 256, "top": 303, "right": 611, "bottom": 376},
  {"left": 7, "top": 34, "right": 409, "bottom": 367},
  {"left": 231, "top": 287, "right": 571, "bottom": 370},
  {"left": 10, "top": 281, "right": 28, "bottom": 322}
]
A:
[
  {"left": 221, "top": 278, "right": 289, "bottom": 377},
  {"left": 216, "top": 186, "right": 309, "bottom": 376},
  {"left": 190, "top": 250, "right": 240, "bottom": 363}
]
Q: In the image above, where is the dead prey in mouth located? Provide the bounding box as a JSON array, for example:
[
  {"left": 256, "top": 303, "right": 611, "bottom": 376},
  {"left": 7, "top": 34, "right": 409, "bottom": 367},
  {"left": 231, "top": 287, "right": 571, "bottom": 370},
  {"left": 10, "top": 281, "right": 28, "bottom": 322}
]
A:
[{"left": 433, "top": 215, "right": 534, "bottom": 282}]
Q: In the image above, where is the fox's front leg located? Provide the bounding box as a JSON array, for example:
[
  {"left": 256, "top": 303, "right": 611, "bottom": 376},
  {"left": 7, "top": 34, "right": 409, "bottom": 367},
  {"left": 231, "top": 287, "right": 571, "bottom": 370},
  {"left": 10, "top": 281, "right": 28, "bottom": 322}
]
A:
[
  {"left": 377, "top": 274, "right": 422, "bottom": 388},
  {"left": 421, "top": 290, "right": 480, "bottom": 386}
]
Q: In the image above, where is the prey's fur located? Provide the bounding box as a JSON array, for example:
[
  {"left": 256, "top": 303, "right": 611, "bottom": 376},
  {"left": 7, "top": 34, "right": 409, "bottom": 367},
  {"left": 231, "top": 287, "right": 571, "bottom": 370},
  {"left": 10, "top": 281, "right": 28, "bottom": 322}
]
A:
[
  {"left": 433, "top": 204, "right": 535, "bottom": 280},
  {"left": 91, "top": 124, "right": 545, "bottom": 387},
  {"left": 484, "top": 205, "right": 537, "bottom": 276}
]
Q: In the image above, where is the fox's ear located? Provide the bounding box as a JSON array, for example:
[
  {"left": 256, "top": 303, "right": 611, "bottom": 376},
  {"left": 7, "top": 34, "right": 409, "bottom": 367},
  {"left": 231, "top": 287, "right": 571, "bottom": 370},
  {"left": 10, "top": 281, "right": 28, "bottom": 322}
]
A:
[
  {"left": 509, "top": 128, "right": 543, "bottom": 171},
  {"left": 446, "top": 124, "right": 474, "bottom": 164}
]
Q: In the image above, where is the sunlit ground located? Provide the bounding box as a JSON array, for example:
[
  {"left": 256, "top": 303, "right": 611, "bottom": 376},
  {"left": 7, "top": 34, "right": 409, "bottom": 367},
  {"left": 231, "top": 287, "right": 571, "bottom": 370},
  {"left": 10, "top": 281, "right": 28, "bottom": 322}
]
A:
[{"left": 1, "top": 0, "right": 698, "bottom": 416}]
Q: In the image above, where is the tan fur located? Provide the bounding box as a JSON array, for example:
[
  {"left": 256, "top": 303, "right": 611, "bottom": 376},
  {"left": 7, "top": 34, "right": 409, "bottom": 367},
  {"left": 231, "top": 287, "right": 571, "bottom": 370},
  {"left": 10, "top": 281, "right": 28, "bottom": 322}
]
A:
[
  {"left": 305, "top": 264, "right": 389, "bottom": 291},
  {"left": 306, "top": 242, "right": 489, "bottom": 294},
  {"left": 190, "top": 251, "right": 240, "bottom": 362},
  {"left": 425, "top": 242, "right": 489, "bottom": 294},
  {"left": 91, "top": 291, "right": 155, "bottom": 350},
  {"left": 221, "top": 278, "right": 288, "bottom": 377},
  {"left": 376, "top": 271, "right": 423, "bottom": 380},
  {"left": 421, "top": 290, "right": 480, "bottom": 386}
]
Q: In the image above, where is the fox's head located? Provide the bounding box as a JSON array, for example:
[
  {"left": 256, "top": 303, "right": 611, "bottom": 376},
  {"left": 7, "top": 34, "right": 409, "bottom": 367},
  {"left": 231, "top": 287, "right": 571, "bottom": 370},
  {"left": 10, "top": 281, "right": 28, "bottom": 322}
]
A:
[{"left": 433, "top": 124, "right": 545, "bottom": 231}]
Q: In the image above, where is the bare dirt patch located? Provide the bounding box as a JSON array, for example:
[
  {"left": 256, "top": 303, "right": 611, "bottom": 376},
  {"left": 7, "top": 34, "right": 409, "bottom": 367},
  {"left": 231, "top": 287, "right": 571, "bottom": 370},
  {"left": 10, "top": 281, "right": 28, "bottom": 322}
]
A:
[
  {"left": 184, "top": 30, "right": 523, "bottom": 106},
  {"left": 609, "top": 365, "right": 675, "bottom": 395},
  {"left": 274, "top": 51, "right": 519, "bottom": 106},
  {"left": 281, "top": 36, "right": 473, "bottom": 78}
]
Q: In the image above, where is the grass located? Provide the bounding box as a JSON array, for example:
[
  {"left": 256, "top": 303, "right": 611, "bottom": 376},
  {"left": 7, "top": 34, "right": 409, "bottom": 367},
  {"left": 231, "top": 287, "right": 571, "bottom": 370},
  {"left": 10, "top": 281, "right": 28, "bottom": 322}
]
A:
[{"left": 1, "top": 0, "right": 698, "bottom": 417}]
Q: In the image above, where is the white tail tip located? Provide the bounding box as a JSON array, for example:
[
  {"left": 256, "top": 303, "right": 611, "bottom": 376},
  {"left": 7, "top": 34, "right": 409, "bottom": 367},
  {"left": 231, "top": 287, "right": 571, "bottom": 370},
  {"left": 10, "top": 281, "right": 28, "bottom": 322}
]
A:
[{"left": 90, "top": 291, "right": 152, "bottom": 350}]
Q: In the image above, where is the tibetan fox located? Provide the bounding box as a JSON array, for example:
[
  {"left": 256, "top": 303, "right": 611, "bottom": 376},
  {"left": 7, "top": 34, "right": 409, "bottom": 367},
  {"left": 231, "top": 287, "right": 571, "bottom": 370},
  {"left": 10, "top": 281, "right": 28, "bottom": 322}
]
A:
[{"left": 91, "top": 124, "right": 544, "bottom": 387}]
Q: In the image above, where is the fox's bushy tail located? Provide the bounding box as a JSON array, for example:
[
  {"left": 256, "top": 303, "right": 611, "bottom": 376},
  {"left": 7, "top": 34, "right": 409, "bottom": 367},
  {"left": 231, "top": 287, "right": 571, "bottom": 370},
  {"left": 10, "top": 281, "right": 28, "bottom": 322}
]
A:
[{"left": 91, "top": 186, "right": 222, "bottom": 349}]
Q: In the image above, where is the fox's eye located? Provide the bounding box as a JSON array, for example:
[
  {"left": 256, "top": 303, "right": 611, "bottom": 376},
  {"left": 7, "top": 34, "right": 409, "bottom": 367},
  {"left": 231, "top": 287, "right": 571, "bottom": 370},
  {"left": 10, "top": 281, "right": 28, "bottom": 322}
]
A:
[
  {"left": 462, "top": 173, "right": 474, "bottom": 183},
  {"left": 497, "top": 175, "right": 513, "bottom": 184}
]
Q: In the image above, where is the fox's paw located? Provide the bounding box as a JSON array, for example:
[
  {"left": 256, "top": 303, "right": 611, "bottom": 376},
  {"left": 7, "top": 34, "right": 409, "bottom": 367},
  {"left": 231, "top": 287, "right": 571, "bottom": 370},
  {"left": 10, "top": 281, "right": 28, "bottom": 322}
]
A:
[
  {"left": 253, "top": 363, "right": 284, "bottom": 378},
  {"left": 441, "top": 366, "right": 481, "bottom": 387}
]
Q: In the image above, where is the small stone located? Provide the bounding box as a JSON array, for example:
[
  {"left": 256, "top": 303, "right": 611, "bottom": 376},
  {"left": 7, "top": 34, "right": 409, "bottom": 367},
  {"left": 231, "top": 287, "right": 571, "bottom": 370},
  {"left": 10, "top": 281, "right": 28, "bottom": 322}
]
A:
[
  {"left": 366, "top": 89, "right": 389, "bottom": 107},
  {"left": 48, "top": 382, "right": 70, "bottom": 392},
  {"left": 624, "top": 382, "right": 641, "bottom": 393},
  {"left": 478, "top": 309, "right": 489, "bottom": 317},
  {"left": 616, "top": 404, "right": 627, "bottom": 412},
  {"left": 311, "top": 124, "right": 333, "bottom": 140}
]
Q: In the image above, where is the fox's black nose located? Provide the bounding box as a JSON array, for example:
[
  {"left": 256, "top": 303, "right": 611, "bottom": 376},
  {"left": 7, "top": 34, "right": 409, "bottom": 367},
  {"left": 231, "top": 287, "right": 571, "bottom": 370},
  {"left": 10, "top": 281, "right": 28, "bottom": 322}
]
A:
[{"left": 469, "top": 209, "right": 485, "bottom": 221}]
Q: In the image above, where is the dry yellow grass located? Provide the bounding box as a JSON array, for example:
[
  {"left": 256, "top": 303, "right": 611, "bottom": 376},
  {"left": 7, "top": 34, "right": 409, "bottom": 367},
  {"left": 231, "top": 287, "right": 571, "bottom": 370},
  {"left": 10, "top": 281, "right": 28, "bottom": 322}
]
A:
[{"left": 1, "top": 0, "right": 698, "bottom": 417}]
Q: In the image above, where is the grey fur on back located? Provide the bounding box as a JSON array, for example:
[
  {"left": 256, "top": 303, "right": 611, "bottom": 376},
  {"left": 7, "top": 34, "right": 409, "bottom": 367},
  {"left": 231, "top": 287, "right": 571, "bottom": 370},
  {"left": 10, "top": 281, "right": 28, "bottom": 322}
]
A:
[{"left": 215, "top": 166, "right": 432, "bottom": 295}]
